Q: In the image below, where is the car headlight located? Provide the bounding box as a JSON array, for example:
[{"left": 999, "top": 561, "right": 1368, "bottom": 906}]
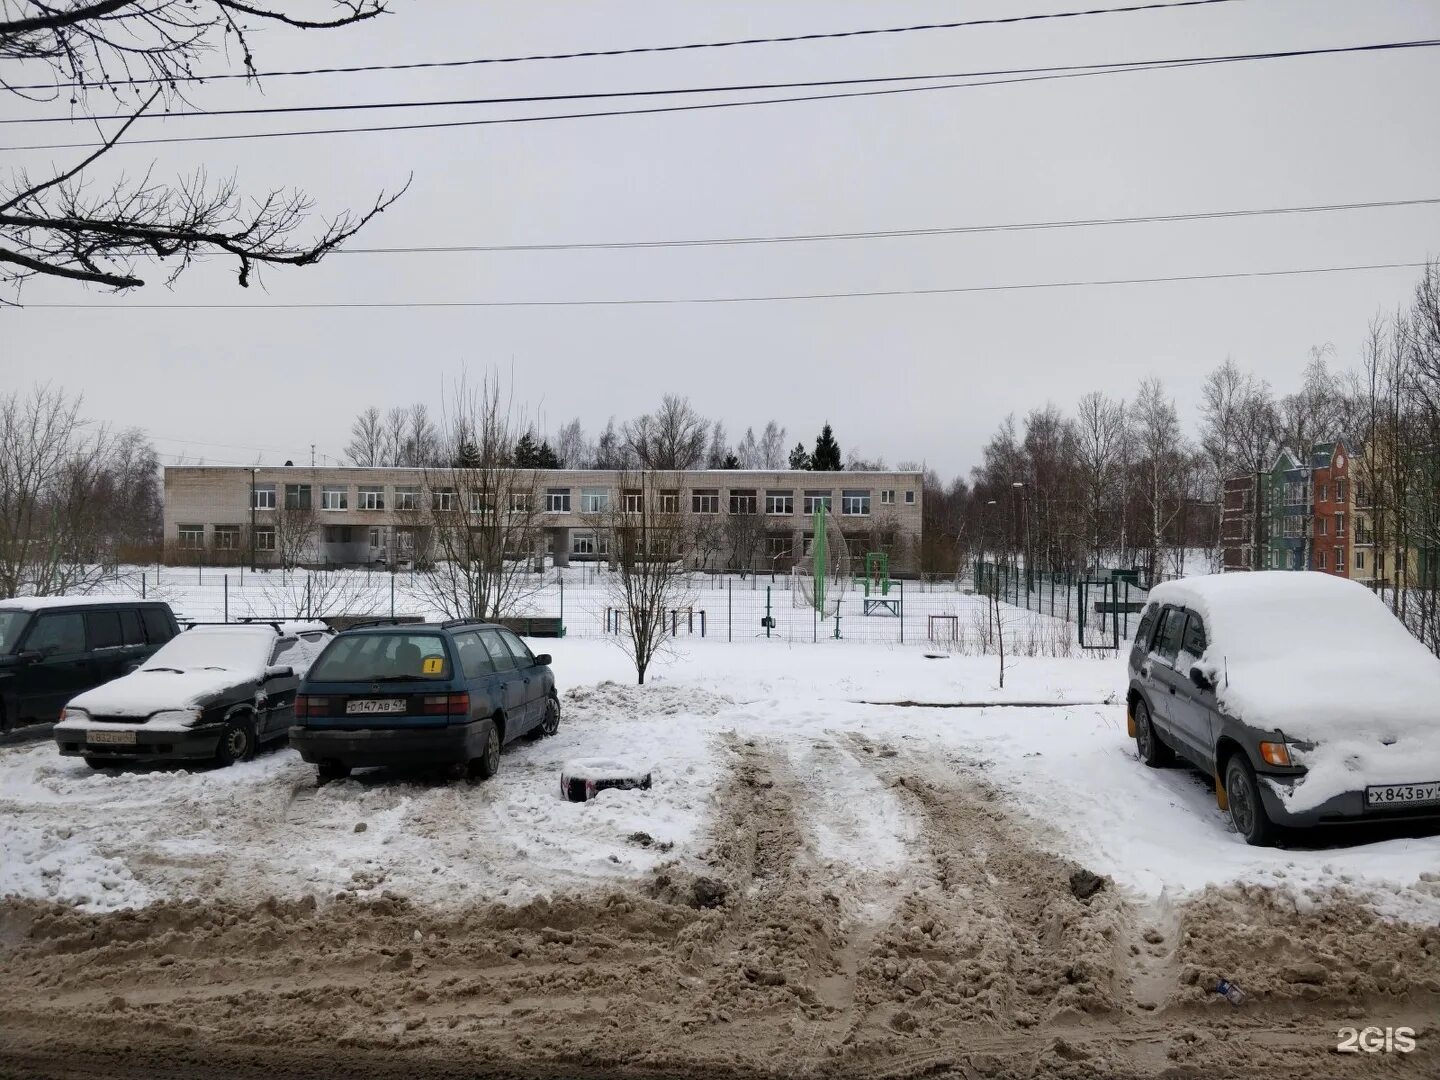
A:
[
  {"left": 150, "top": 708, "right": 204, "bottom": 727},
  {"left": 60, "top": 707, "right": 88, "bottom": 721},
  {"left": 1259, "top": 740, "right": 1293, "bottom": 767}
]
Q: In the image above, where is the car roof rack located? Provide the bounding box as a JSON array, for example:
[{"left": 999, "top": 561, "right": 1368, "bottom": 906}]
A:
[
  {"left": 439, "top": 617, "right": 485, "bottom": 630},
  {"left": 181, "top": 620, "right": 284, "bottom": 634},
  {"left": 343, "top": 617, "right": 428, "bottom": 630}
]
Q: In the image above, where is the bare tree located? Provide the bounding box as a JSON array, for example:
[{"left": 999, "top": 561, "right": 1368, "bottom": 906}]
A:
[
  {"left": 589, "top": 470, "right": 696, "bottom": 684},
  {"left": 245, "top": 568, "right": 382, "bottom": 621},
  {"left": 1133, "top": 378, "right": 1186, "bottom": 584},
  {"left": 0, "top": 384, "right": 130, "bottom": 595},
  {"left": 624, "top": 395, "right": 708, "bottom": 470},
  {"left": 404, "top": 375, "right": 545, "bottom": 621},
  {"left": 1074, "top": 391, "right": 1126, "bottom": 569},
  {"left": 724, "top": 499, "right": 766, "bottom": 576},
  {"left": 555, "top": 418, "right": 589, "bottom": 468},
  {"left": 735, "top": 426, "right": 760, "bottom": 469},
  {"left": 346, "top": 407, "right": 385, "bottom": 467},
  {"left": 759, "top": 420, "right": 787, "bottom": 469},
  {"left": 272, "top": 502, "right": 316, "bottom": 571},
  {"left": 705, "top": 420, "right": 728, "bottom": 469},
  {"left": 1, "top": 1, "right": 405, "bottom": 295}
]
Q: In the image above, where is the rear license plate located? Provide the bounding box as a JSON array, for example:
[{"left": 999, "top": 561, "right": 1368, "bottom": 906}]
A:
[
  {"left": 88, "top": 729, "right": 136, "bottom": 745},
  {"left": 1366, "top": 782, "right": 1440, "bottom": 807},
  {"left": 346, "top": 698, "right": 405, "bottom": 715}
]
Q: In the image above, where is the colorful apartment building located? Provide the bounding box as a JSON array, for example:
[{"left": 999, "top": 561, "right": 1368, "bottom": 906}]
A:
[
  {"left": 1265, "top": 448, "right": 1311, "bottom": 572},
  {"left": 1310, "top": 440, "right": 1354, "bottom": 577}
]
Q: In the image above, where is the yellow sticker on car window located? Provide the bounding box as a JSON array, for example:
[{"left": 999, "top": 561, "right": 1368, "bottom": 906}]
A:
[{"left": 422, "top": 656, "right": 443, "bottom": 674}]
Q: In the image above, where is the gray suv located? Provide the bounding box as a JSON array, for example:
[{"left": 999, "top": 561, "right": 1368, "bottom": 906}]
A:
[{"left": 1127, "top": 576, "right": 1440, "bottom": 846}]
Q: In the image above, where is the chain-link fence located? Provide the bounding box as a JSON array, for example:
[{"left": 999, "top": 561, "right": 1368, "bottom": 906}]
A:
[{"left": 80, "top": 563, "right": 1086, "bottom": 656}]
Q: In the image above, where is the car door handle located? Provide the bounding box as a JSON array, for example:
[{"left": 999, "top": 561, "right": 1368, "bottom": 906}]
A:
[{"left": 1168, "top": 685, "right": 1177, "bottom": 694}]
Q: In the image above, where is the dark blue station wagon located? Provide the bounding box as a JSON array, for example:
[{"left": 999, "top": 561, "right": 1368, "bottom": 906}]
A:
[{"left": 290, "top": 621, "right": 559, "bottom": 783}]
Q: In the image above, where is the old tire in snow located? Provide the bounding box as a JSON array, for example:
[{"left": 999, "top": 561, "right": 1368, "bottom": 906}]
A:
[
  {"left": 561, "top": 758, "right": 652, "bottom": 803},
  {"left": 1134, "top": 699, "right": 1174, "bottom": 768},
  {"left": 1224, "top": 753, "right": 1277, "bottom": 847},
  {"left": 216, "top": 716, "right": 256, "bottom": 766},
  {"left": 467, "top": 719, "right": 501, "bottom": 781},
  {"left": 527, "top": 695, "right": 560, "bottom": 740}
]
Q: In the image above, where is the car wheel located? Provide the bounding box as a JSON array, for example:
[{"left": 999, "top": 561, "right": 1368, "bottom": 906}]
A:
[
  {"left": 1224, "top": 754, "right": 1277, "bottom": 847},
  {"left": 468, "top": 720, "right": 501, "bottom": 781},
  {"left": 316, "top": 761, "right": 351, "bottom": 784},
  {"left": 1134, "top": 699, "right": 1174, "bottom": 768},
  {"left": 215, "top": 716, "right": 256, "bottom": 766},
  {"left": 528, "top": 696, "right": 560, "bottom": 740},
  {"left": 82, "top": 756, "right": 113, "bottom": 770}
]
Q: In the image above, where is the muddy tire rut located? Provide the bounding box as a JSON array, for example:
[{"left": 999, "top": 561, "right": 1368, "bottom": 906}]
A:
[{"left": 3, "top": 734, "right": 1439, "bottom": 1080}]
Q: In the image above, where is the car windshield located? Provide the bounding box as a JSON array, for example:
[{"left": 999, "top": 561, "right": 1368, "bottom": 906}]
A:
[
  {"left": 306, "top": 632, "right": 452, "bottom": 682},
  {"left": 143, "top": 629, "right": 273, "bottom": 673},
  {"left": 0, "top": 610, "right": 30, "bottom": 653}
]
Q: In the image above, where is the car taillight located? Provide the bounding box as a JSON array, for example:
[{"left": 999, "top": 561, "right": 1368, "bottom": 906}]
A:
[
  {"left": 295, "top": 695, "right": 325, "bottom": 718},
  {"left": 421, "top": 693, "right": 469, "bottom": 716}
]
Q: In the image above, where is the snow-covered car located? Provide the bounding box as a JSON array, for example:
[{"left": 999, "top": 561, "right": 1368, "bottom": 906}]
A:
[
  {"left": 53, "top": 623, "right": 332, "bottom": 768},
  {"left": 1127, "top": 572, "right": 1440, "bottom": 845}
]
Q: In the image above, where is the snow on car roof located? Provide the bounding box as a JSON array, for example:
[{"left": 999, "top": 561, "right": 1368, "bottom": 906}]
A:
[{"left": 0, "top": 595, "right": 161, "bottom": 612}]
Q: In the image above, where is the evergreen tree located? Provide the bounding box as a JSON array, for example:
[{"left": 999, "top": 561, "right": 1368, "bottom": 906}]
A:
[
  {"left": 812, "top": 423, "right": 842, "bottom": 471},
  {"left": 453, "top": 438, "right": 482, "bottom": 469},
  {"left": 721, "top": 451, "right": 741, "bottom": 469},
  {"left": 512, "top": 431, "right": 540, "bottom": 468},
  {"left": 788, "top": 442, "right": 812, "bottom": 470},
  {"left": 535, "top": 440, "right": 561, "bottom": 469}
]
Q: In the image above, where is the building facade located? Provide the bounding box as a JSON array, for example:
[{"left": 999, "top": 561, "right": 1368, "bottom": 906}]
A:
[{"left": 162, "top": 466, "right": 925, "bottom": 573}]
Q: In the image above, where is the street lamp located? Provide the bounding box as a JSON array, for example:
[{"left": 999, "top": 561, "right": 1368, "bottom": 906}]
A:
[
  {"left": 1011, "top": 481, "right": 1030, "bottom": 592},
  {"left": 249, "top": 468, "right": 258, "bottom": 573}
]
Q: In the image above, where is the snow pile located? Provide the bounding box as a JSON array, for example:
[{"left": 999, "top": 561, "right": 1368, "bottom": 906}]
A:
[{"left": 1149, "top": 573, "right": 1440, "bottom": 812}]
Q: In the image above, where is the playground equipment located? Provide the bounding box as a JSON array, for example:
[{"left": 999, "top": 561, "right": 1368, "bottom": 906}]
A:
[
  {"left": 791, "top": 507, "right": 851, "bottom": 619},
  {"left": 856, "top": 551, "right": 900, "bottom": 616}
]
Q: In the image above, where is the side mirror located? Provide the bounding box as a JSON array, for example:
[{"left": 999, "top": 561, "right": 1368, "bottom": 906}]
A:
[
  {"left": 533, "top": 654, "right": 551, "bottom": 667},
  {"left": 17, "top": 649, "right": 42, "bottom": 665},
  {"left": 265, "top": 665, "right": 295, "bottom": 680},
  {"left": 1189, "top": 665, "right": 1214, "bottom": 692}
]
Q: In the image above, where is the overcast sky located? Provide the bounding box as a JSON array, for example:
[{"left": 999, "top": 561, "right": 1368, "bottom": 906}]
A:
[{"left": 4, "top": 0, "right": 1439, "bottom": 478}]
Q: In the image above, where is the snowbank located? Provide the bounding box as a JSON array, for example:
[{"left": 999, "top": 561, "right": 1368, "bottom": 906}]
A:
[{"left": 1148, "top": 573, "right": 1440, "bottom": 812}]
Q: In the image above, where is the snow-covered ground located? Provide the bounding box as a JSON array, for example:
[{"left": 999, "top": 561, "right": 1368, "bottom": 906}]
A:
[{"left": 5, "top": 637, "right": 1438, "bottom": 924}]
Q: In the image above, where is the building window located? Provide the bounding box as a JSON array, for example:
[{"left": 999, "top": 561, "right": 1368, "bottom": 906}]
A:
[
  {"left": 1284, "top": 481, "right": 1306, "bottom": 506},
  {"left": 431, "top": 487, "right": 457, "bottom": 511},
  {"left": 692, "top": 489, "right": 719, "bottom": 514},
  {"left": 510, "top": 491, "right": 531, "bottom": 513},
  {"left": 1355, "top": 481, "right": 1368, "bottom": 505},
  {"left": 254, "top": 526, "right": 276, "bottom": 551},
  {"left": 904, "top": 490, "right": 916, "bottom": 504},
  {"left": 571, "top": 532, "right": 609, "bottom": 556},
  {"left": 580, "top": 487, "right": 609, "bottom": 513},
  {"left": 729, "top": 490, "right": 758, "bottom": 514},
  {"left": 623, "top": 490, "right": 644, "bottom": 514},
  {"left": 213, "top": 525, "right": 241, "bottom": 550},
  {"left": 368, "top": 527, "right": 385, "bottom": 549},
  {"left": 766, "top": 491, "right": 793, "bottom": 515},
  {"left": 1318, "top": 483, "right": 1328, "bottom": 502},
  {"left": 358, "top": 486, "right": 385, "bottom": 511},
  {"left": 1316, "top": 549, "right": 1327, "bottom": 569},
  {"left": 1316, "top": 517, "right": 1327, "bottom": 536},
  {"left": 1334, "top": 512, "right": 1345, "bottom": 537},
  {"left": 767, "top": 535, "right": 792, "bottom": 558},
  {"left": 284, "top": 484, "right": 312, "bottom": 510},
  {"left": 177, "top": 524, "right": 205, "bottom": 549},
  {"left": 394, "top": 486, "right": 420, "bottom": 511},
  {"left": 324, "top": 525, "right": 353, "bottom": 543},
  {"left": 1334, "top": 546, "right": 1343, "bottom": 572},
  {"left": 469, "top": 489, "right": 495, "bottom": 514},
  {"left": 1356, "top": 549, "right": 1366, "bottom": 570},
  {"left": 660, "top": 490, "right": 680, "bottom": 513},
  {"left": 803, "top": 491, "right": 832, "bottom": 514},
  {"left": 880, "top": 490, "right": 895, "bottom": 505},
  {"left": 321, "top": 486, "right": 348, "bottom": 511},
  {"left": 841, "top": 490, "right": 871, "bottom": 516},
  {"left": 252, "top": 484, "right": 276, "bottom": 510},
  {"left": 1282, "top": 516, "right": 1304, "bottom": 539},
  {"left": 546, "top": 488, "right": 571, "bottom": 513},
  {"left": 1336, "top": 479, "right": 1347, "bottom": 501}
]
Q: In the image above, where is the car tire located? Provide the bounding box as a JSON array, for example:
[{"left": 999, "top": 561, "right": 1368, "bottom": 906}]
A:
[
  {"left": 215, "top": 716, "right": 256, "bottom": 766},
  {"left": 82, "top": 756, "right": 113, "bottom": 770},
  {"left": 1224, "top": 753, "right": 1277, "bottom": 847},
  {"left": 468, "top": 719, "right": 501, "bottom": 781},
  {"left": 1134, "top": 699, "right": 1174, "bottom": 768},
  {"left": 316, "top": 761, "right": 351, "bottom": 784},
  {"left": 528, "top": 696, "right": 560, "bottom": 740}
]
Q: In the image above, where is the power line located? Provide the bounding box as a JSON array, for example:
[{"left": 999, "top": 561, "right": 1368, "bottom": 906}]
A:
[
  {"left": 5, "top": 0, "right": 1240, "bottom": 92},
  {"left": 15, "top": 261, "right": 1428, "bottom": 310},
  {"left": 331, "top": 197, "right": 1440, "bottom": 255},
  {"left": 11, "top": 39, "right": 1436, "bottom": 153}
]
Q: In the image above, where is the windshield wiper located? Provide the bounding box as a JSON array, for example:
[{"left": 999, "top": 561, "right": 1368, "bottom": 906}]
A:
[
  {"left": 142, "top": 666, "right": 183, "bottom": 673},
  {"left": 357, "top": 674, "right": 419, "bottom": 682}
]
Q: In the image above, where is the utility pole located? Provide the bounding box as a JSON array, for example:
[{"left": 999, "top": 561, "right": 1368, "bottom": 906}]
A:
[{"left": 249, "top": 468, "right": 257, "bottom": 573}]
